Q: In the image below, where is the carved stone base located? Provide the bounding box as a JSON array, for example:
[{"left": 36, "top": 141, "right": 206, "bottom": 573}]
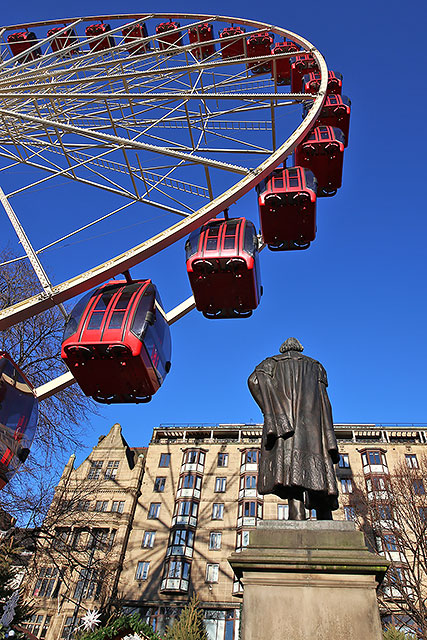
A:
[{"left": 228, "top": 521, "right": 389, "bottom": 640}]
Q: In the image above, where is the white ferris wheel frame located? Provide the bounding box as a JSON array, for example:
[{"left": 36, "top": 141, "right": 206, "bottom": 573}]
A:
[{"left": 0, "top": 13, "right": 328, "bottom": 400}]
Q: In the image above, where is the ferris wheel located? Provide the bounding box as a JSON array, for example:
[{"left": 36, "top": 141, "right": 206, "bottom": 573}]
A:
[{"left": 0, "top": 13, "right": 334, "bottom": 403}]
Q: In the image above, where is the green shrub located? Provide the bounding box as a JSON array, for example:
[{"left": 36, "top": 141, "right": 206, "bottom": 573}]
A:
[
  {"left": 164, "top": 595, "right": 208, "bottom": 640},
  {"left": 383, "top": 625, "right": 417, "bottom": 640}
]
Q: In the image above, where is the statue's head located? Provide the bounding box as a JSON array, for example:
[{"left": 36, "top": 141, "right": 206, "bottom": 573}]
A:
[{"left": 279, "top": 337, "right": 304, "bottom": 353}]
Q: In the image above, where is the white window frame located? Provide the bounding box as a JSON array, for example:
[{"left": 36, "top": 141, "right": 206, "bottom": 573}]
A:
[
  {"left": 135, "top": 561, "right": 150, "bottom": 580},
  {"left": 206, "top": 563, "right": 219, "bottom": 583}
]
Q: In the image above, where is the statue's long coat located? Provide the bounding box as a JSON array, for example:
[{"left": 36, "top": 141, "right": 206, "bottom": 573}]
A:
[{"left": 248, "top": 349, "right": 339, "bottom": 510}]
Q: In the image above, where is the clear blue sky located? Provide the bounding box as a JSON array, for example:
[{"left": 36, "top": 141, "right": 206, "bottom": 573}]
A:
[{"left": 1, "top": 0, "right": 426, "bottom": 470}]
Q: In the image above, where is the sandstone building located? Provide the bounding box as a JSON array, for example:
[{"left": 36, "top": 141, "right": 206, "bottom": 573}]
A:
[{"left": 25, "top": 422, "right": 427, "bottom": 640}]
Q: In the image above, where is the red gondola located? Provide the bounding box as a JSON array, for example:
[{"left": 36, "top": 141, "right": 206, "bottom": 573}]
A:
[
  {"left": 303, "top": 95, "right": 351, "bottom": 146},
  {"left": 246, "top": 32, "right": 274, "bottom": 74},
  {"left": 256, "top": 167, "right": 317, "bottom": 250},
  {"left": 0, "top": 353, "right": 38, "bottom": 490},
  {"left": 186, "top": 217, "right": 262, "bottom": 319},
  {"left": 156, "top": 21, "right": 183, "bottom": 50},
  {"left": 295, "top": 126, "right": 345, "bottom": 197},
  {"left": 272, "top": 41, "right": 299, "bottom": 85},
  {"left": 47, "top": 27, "right": 79, "bottom": 56},
  {"left": 122, "top": 23, "right": 149, "bottom": 55},
  {"left": 61, "top": 280, "right": 172, "bottom": 404},
  {"left": 188, "top": 23, "right": 215, "bottom": 60},
  {"left": 7, "top": 31, "right": 41, "bottom": 62},
  {"left": 290, "top": 53, "right": 317, "bottom": 92},
  {"left": 302, "top": 70, "right": 343, "bottom": 95},
  {"left": 85, "top": 23, "right": 115, "bottom": 52},
  {"left": 219, "top": 26, "right": 246, "bottom": 59}
]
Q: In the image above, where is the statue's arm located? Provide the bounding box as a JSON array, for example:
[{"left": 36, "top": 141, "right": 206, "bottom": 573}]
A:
[{"left": 247, "top": 371, "right": 264, "bottom": 410}]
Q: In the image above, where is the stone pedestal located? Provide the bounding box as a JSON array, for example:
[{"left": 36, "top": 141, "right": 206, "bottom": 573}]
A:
[{"left": 228, "top": 521, "right": 389, "bottom": 640}]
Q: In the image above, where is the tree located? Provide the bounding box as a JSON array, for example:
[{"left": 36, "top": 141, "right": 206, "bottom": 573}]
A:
[
  {"left": 79, "top": 612, "right": 161, "bottom": 640},
  {"left": 0, "top": 536, "right": 33, "bottom": 633},
  {"left": 164, "top": 595, "right": 208, "bottom": 640},
  {"left": 383, "top": 626, "right": 416, "bottom": 640},
  {"left": 351, "top": 454, "right": 427, "bottom": 639},
  {"left": 0, "top": 249, "right": 96, "bottom": 524}
]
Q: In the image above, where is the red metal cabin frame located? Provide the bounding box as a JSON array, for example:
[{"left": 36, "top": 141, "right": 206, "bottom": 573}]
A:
[
  {"left": 257, "top": 166, "right": 317, "bottom": 250},
  {"left": 186, "top": 217, "right": 262, "bottom": 319},
  {"left": 85, "top": 23, "right": 115, "bottom": 52},
  {"left": 304, "top": 95, "right": 351, "bottom": 146},
  {"left": 0, "top": 352, "right": 38, "bottom": 490},
  {"left": 272, "top": 41, "right": 299, "bottom": 85},
  {"left": 122, "top": 23, "right": 149, "bottom": 55},
  {"left": 188, "top": 23, "right": 215, "bottom": 60},
  {"left": 47, "top": 27, "right": 79, "bottom": 55},
  {"left": 295, "top": 126, "right": 345, "bottom": 197},
  {"left": 61, "top": 279, "right": 171, "bottom": 403},
  {"left": 303, "top": 70, "right": 343, "bottom": 95},
  {"left": 246, "top": 32, "right": 274, "bottom": 74},
  {"left": 219, "top": 26, "right": 246, "bottom": 59},
  {"left": 290, "top": 53, "right": 317, "bottom": 92},
  {"left": 7, "top": 31, "right": 41, "bottom": 62},
  {"left": 156, "top": 21, "right": 183, "bottom": 50}
]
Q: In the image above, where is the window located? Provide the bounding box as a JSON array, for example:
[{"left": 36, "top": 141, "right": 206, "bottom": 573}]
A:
[
  {"left": 384, "top": 534, "right": 398, "bottom": 552},
  {"left": 413, "top": 479, "right": 425, "bottom": 495},
  {"left": 244, "top": 475, "right": 257, "bottom": 489},
  {"left": 167, "top": 559, "right": 190, "bottom": 580},
  {"left": 344, "top": 506, "right": 356, "bottom": 521},
  {"left": 184, "top": 450, "right": 205, "bottom": 465},
  {"left": 218, "top": 453, "right": 228, "bottom": 467},
  {"left": 206, "top": 563, "right": 219, "bottom": 583},
  {"left": 366, "top": 477, "right": 387, "bottom": 492},
  {"left": 142, "top": 531, "right": 156, "bottom": 548},
  {"left": 71, "top": 529, "right": 83, "bottom": 550},
  {"left": 111, "top": 501, "right": 125, "bottom": 513},
  {"left": 338, "top": 454, "right": 350, "bottom": 469},
  {"left": 105, "top": 460, "right": 119, "bottom": 479},
  {"left": 244, "top": 450, "right": 259, "bottom": 464},
  {"left": 340, "top": 478, "right": 353, "bottom": 494},
  {"left": 277, "top": 504, "right": 289, "bottom": 520},
  {"left": 159, "top": 453, "right": 170, "bottom": 467},
  {"left": 25, "top": 614, "right": 44, "bottom": 637},
  {"left": 154, "top": 477, "right": 166, "bottom": 492},
  {"left": 244, "top": 501, "right": 256, "bottom": 517},
  {"left": 53, "top": 527, "right": 70, "bottom": 550},
  {"left": 62, "top": 617, "right": 74, "bottom": 639},
  {"left": 405, "top": 454, "right": 418, "bottom": 469},
  {"left": 108, "top": 530, "right": 116, "bottom": 550},
  {"left": 77, "top": 500, "right": 90, "bottom": 511},
  {"left": 170, "top": 528, "right": 194, "bottom": 550},
  {"left": 74, "top": 568, "right": 101, "bottom": 600},
  {"left": 135, "top": 561, "right": 150, "bottom": 580},
  {"left": 212, "top": 503, "right": 224, "bottom": 520},
  {"left": 362, "top": 450, "right": 385, "bottom": 466},
  {"left": 215, "top": 477, "right": 226, "bottom": 492},
  {"left": 40, "top": 616, "right": 51, "bottom": 639},
  {"left": 186, "top": 450, "right": 198, "bottom": 464},
  {"left": 33, "top": 567, "right": 58, "bottom": 597},
  {"left": 88, "top": 528, "right": 109, "bottom": 550},
  {"left": 94, "top": 500, "right": 108, "bottom": 512},
  {"left": 209, "top": 532, "right": 222, "bottom": 550},
  {"left": 148, "top": 503, "right": 161, "bottom": 519},
  {"left": 378, "top": 505, "right": 392, "bottom": 520},
  {"left": 175, "top": 500, "right": 199, "bottom": 518},
  {"left": 88, "top": 460, "right": 103, "bottom": 479},
  {"left": 236, "top": 531, "right": 250, "bottom": 550},
  {"left": 419, "top": 507, "right": 427, "bottom": 522},
  {"left": 180, "top": 474, "right": 202, "bottom": 490}
]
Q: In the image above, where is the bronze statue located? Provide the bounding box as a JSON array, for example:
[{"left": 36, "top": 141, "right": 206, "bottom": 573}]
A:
[{"left": 248, "top": 337, "right": 339, "bottom": 520}]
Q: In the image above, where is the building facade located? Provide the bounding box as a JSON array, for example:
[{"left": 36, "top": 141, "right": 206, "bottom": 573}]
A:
[{"left": 25, "top": 422, "right": 427, "bottom": 640}]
